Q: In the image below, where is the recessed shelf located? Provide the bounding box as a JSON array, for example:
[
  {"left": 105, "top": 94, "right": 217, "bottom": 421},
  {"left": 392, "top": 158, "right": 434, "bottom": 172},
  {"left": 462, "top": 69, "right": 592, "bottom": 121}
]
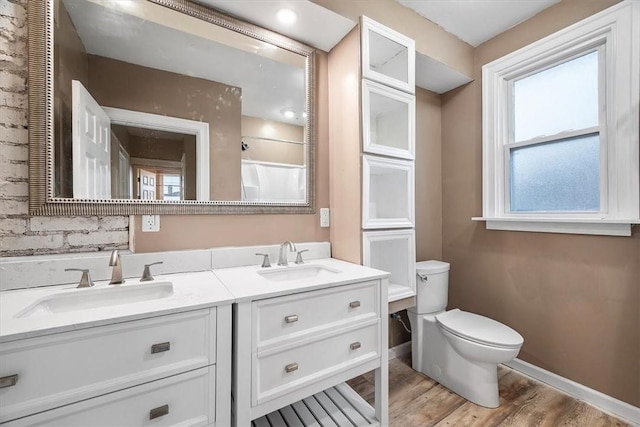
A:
[
  {"left": 251, "top": 384, "right": 380, "bottom": 427},
  {"left": 363, "top": 229, "right": 416, "bottom": 302}
]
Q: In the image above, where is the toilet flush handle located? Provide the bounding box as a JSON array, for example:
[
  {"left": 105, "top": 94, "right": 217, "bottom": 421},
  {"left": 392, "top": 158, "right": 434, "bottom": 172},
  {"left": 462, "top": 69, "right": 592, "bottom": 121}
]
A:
[{"left": 418, "top": 274, "right": 428, "bottom": 282}]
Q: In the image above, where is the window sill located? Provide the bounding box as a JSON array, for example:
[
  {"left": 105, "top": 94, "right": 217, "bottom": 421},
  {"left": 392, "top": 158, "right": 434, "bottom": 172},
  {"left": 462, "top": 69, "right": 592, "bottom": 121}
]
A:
[{"left": 472, "top": 217, "right": 639, "bottom": 237}]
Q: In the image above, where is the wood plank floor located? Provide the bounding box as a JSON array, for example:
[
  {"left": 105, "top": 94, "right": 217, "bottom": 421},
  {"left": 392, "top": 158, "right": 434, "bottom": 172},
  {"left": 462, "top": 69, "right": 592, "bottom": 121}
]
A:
[{"left": 347, "top": 354, "right": 630, "bottom": 427}]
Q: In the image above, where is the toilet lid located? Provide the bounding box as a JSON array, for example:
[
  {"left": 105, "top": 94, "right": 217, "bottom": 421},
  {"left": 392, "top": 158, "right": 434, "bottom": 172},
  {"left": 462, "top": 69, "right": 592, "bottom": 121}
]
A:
[{"left": 436, "top": 309, "right": 524, "bottom": 348}]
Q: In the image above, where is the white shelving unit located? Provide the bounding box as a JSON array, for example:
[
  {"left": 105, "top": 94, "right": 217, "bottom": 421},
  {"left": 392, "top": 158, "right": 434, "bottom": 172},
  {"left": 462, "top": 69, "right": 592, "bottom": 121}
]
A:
[
  {"left": 361, "top": 17, "right": 417, "bottom": 304},
  {"left": 328, "top": 16, "right": 416, "bottom": 308}
]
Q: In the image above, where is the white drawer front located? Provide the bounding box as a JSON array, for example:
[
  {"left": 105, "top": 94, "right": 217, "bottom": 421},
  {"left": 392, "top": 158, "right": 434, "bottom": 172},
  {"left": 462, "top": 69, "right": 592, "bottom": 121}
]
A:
[
  {"left": 254, "top": 281, "right": 379, "bottom": 346},
  {"left": 4, "top": 367, "right": 214, "bottom": 427},
  {"left": 254, "top": 321, "right": 379, "bottom": 405},
  {"left": 0, "top": 309, "right": 214, "bottom": 423}
]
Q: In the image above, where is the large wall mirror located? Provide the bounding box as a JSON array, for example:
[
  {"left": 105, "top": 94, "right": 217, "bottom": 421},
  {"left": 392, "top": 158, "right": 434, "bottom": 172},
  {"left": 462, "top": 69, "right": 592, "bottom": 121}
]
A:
[{"left": 28, "top": 0, "right": 316, "bottom": 215}]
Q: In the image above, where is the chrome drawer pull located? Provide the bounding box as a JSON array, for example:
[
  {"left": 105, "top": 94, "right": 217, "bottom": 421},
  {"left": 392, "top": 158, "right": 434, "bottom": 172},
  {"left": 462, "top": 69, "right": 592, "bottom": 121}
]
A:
[
  {"left": 149, "top": 404, "right": 169, "bottom": 420},
  {"left": 349, "top": 301, "right": 361, "bottom": 309},
  {"left": 285, "top": 314, "right": 299, "bottom": 324},
  {"left": 0, "top": 374, "right": 18, "bottom": 389},
  {"left": 151, "top": 342, "right": 171, "bottom": 354},
  {"left": 285, "top": 363, "right": 299, "bottom": 373},
  {"left": 350, "top": 342, "right": 362, "bottom": 351}
]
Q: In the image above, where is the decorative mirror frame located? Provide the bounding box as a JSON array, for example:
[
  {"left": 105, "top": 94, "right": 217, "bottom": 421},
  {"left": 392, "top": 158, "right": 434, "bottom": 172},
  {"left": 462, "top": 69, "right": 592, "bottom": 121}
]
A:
[{"left": 27, "top": 0, "right": 316, "bottom": 215}]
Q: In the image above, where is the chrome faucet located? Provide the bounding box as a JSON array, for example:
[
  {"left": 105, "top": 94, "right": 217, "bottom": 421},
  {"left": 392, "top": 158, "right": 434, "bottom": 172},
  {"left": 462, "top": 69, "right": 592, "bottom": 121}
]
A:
[
  {"left": 108, "top": 250, "right": 125, "bottom": 285},
  {"left": 278, "top": 241, "right": 297, "bottom": 266}
]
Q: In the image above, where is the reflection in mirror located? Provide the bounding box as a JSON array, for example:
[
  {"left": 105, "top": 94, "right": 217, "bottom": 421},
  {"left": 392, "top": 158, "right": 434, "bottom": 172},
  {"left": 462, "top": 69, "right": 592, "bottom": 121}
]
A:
[{"left": 49, "top": 0, "right": 312, "bottom": 208}]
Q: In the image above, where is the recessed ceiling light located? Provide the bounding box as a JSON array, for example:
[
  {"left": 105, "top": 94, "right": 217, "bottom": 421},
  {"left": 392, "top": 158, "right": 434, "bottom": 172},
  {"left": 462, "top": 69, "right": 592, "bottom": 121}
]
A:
[
  {"left": 276, "top": 8, "right": 297, "bottom": 25},
  {"left": 282, "top": 108, "right": 296, "bottom": 119}
]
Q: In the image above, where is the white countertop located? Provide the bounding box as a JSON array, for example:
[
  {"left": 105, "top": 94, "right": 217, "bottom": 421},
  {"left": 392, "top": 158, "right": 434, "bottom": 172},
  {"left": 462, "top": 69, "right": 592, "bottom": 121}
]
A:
[
  {"left": 0, "top": 257, "right": 389, "bottom": 343},
  {"left": 0, "top": 271, "right": 234, "bottom": 343},
  {"left": 213, "top": 258, "right": 389, "bottom": 303}
]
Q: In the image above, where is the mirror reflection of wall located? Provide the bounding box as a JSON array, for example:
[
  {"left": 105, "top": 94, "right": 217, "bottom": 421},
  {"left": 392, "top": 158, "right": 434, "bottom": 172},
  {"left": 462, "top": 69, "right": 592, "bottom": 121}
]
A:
[
  {"left": 240, "top": 116, "right": 306, "bottom": 202},
  {"left": 53, "top": 0, "right": 309, "bottom": 203}
]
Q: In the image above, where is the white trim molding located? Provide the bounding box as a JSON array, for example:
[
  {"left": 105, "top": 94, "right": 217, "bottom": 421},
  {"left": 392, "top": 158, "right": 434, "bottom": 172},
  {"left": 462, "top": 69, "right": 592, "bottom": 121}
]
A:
[
  {"left": 505, "top": 358, "right": 640, "bottom": 426},
  {"left": 480, "top": 1, "right": 640, "bottom": 236}
]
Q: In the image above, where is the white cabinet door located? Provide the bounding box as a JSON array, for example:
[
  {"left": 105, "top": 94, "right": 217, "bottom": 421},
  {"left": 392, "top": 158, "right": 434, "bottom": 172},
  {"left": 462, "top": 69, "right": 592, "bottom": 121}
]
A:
[
  {"left": 71, "top": 80, "right": 111, "bottom": 199},
  {"left": 361, "top": 16, "right": 415, "bottom": 93},
  {"left": 362, "top": 155, "right": 415, "bottom": 229},
  {"left": 362, "top": 80, "right": 416, "bottom": 160}
]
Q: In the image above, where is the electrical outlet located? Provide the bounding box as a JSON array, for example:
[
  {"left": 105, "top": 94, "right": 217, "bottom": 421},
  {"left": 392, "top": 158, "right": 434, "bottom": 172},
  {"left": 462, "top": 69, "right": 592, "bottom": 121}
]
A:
[
  {"left": 320, "top": 208, "right": 330, "bottom": 228},
  {"left": 142, "top": 215, "right": 160, "bottom": 232}
]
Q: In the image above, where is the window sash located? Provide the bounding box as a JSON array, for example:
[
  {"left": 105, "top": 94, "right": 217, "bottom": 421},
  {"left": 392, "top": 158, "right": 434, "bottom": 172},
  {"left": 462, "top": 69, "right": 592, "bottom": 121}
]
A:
[{"left": 502, "top": 45, "right": 608, "bottom": 216}]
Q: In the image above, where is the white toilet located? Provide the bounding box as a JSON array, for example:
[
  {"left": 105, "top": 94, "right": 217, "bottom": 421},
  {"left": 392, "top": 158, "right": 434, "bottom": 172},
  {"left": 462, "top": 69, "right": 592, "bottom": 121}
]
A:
[{"left": 407, "top": 260, "right": 524, "bottom": 408}]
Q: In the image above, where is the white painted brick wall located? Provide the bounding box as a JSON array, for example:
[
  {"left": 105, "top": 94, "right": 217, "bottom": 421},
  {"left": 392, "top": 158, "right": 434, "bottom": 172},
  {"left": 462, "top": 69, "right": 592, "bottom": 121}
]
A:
[{"left": 0, "top": 0, "right": 129, "bottom": 257}]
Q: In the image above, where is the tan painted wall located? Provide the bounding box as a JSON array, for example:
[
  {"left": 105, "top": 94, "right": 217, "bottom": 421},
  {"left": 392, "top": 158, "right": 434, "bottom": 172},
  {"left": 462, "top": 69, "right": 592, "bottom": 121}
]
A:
[
  {"left": 441, "top": 0, "right": 639, "bottom": 406},
  {"left": 328, "top": 27, "right": 362, "bottom": 265},
  {"left": 54, "top": 0, "right": 89, "bottom": 198},
  {"left": 241, "top": 116, "right": 305, "bottom": 165},
  {"left": 131, "top": 51, "right": 331, "bottom": 252}
]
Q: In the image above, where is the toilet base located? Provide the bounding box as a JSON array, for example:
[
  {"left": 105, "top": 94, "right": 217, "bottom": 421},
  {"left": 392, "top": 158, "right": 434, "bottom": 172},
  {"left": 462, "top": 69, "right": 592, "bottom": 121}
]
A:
[{"left": 408, "top": 311, "right": 507, "bottom": 408}]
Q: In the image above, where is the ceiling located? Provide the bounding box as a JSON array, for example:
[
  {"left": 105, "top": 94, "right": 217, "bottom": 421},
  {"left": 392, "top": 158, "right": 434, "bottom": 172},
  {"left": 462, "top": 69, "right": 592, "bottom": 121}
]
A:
[
  {"left": 196, "top": 0, "right": 562, "bottom": 93},
  {"left": 395, "top": 0, "right": 562, "bottom": 47},
  {"left": 63, "top": 0, "right": 307, "bottom": 126},
  {"left": 196, "top": 0, "right": 356, "bottom": 52}
]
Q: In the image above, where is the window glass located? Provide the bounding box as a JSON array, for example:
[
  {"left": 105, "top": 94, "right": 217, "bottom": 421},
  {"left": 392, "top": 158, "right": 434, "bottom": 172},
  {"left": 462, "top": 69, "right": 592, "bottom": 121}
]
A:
[
  {"left": 513, "top": 51, "right": 599, "bottom": 142},
  {"left": 162, "top": 174, "right": 182, "bottom": 200},
  {"left": 509, "top": 134, "right": 600, "bottom": 212}
]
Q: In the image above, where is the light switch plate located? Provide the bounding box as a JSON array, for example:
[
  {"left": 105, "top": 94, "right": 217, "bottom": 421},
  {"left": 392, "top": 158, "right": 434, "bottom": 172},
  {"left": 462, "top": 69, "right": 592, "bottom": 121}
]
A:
[
  {"left": 142, "top": 215, "right": 160, "bottom": 232},
  {"left": 320, "top": 208, "right": 330, "bottom": 228}
]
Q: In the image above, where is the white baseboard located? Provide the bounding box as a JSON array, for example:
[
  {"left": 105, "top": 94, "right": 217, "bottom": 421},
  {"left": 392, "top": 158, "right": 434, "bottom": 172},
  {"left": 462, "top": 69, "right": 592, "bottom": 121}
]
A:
[
  {"left": 504, "top": 358, "right": 640, "bottom": 426},
  {"left": 388, "top": 341, "right": 411, "bottom": 360}
]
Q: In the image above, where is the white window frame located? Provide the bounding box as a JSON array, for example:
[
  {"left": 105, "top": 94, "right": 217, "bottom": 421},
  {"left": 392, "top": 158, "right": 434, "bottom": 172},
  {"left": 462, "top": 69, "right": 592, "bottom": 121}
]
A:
[{"left": 478, "top": 1, "right": 639, "bottom": 236}]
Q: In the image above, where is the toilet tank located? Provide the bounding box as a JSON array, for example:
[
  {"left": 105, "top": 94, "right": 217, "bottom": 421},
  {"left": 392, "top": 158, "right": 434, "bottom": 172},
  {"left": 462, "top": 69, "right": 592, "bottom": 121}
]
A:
[{"left": 415, "top": 260, "right": 450, "bottom": 314}]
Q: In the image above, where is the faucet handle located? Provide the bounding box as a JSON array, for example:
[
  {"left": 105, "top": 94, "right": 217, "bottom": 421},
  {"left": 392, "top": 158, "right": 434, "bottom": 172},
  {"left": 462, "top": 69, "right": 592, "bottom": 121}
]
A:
[
  {"left": 140, "top": 262, "right": 163, "bottom": 282},
  {"left": 295, "top": 250, "right": 309, "bottom": 265},
  {"left": 256, "top": 253, "right": 271, "bottom": 268},
  {"left": 65, "top": 268, "right": 94, "bottom": 288}
]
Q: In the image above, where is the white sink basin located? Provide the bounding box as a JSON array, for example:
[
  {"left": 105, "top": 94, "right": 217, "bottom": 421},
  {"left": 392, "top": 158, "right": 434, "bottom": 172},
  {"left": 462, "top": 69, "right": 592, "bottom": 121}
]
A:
[
  {"left": 257, "top": 264, "right": 341, "bottom": 282},
  {"left": 16, "top": 282, "right": 174, "bottom": 318}
]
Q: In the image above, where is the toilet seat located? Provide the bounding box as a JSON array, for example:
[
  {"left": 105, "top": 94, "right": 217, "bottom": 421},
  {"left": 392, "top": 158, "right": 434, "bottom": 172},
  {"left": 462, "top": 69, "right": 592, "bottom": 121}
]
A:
[{"left": 436, "top": 309, "right": 523, "bottom": 349}]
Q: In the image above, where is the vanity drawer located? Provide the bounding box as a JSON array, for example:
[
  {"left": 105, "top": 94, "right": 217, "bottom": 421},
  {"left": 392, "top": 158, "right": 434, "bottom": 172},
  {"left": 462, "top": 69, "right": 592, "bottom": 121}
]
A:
[
  {"left": 253, "top": 281, "right": 379, "bottom": 346},
  {"left": 0, "top": 309, "right": 214, "bottom": 423},
  {"left": 4, "top": 366, "right": 214, "bottom": 427},
  {"left": 254, "top": 320, "right": 379, "bottom": 405}
]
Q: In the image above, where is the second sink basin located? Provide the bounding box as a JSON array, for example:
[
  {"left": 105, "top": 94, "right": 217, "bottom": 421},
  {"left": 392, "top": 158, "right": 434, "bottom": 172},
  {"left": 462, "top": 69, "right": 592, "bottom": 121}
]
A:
[
  {"left": 257, "top": 264, "right": 341, "bottom": 282},
  {"left": 16, "top": 282, "right": 174, "bottom": 318}
]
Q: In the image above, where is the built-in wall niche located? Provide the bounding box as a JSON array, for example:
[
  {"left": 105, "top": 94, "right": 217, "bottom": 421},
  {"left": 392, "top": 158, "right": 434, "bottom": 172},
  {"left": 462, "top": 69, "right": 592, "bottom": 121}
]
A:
[
  {"left": 362, "top": 80, "right": 415, "bottom": 159},
  {"left": 362, "top": 155, "right": 415, "bottom": 229},
  {"left": 363, "top": 229, "right": 416, "bottom": 302},
  {"left": 361, "top": 16, "right": 415, "bottom": 93}
]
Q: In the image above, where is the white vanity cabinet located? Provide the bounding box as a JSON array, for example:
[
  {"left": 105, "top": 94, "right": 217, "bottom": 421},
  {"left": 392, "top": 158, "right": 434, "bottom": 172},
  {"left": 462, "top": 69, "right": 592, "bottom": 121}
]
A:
[
  {"left": 0, "top": 306, "right": 232, "bottom": 426},
  {"left": 222, "top": 258, "right": 389, "bottom": 427},
  {"left": 227, "top": 266, "right": 388, "bottom": 427}
]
